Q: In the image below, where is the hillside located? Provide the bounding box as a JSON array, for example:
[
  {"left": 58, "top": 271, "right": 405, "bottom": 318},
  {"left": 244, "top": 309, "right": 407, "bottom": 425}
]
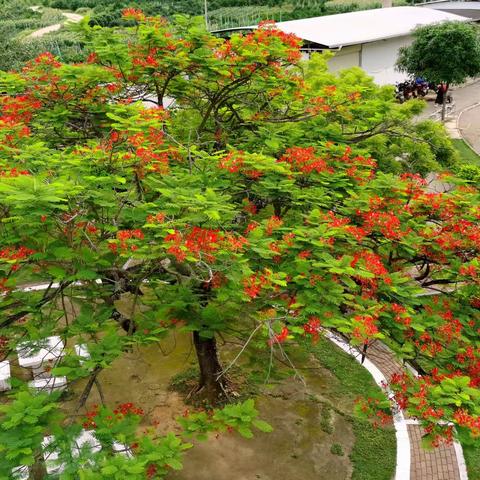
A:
[
  {"left": 0, "top": 0, "right": 417, "bottom": 70},
  {"left": 0, "top": 0, "right": 84, "bottom": 70},
  {"left": 41, "top": 0, "right": 384, "bottom": 28}
]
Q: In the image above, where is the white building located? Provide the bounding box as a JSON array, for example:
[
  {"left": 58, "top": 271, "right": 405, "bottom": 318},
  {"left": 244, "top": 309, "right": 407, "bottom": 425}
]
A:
[{"left": 219, "top": 7, "right": 468, "bottom": 85}]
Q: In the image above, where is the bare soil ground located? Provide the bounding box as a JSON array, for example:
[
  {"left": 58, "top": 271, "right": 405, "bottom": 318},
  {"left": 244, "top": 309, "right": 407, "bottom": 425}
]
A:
[{"left": 59, "top": 331, "right": 358, "bottom": 480}]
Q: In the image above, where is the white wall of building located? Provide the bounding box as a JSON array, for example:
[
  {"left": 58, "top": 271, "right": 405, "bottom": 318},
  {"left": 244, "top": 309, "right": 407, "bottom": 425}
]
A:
[
  {"left": 324, "top": 34, "right": 412, "bottom": 85},
  {"left": 327, "top": 45, "right": 361, "bottom": 72},
  {"left": 360, "top": 34, "right": 413, "bottom": 85}
]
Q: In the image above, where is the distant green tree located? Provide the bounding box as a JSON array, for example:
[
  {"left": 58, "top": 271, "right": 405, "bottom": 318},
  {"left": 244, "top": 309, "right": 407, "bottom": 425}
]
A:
[{"left": 396, "top": 21, "right": 480, "bottom": 120}]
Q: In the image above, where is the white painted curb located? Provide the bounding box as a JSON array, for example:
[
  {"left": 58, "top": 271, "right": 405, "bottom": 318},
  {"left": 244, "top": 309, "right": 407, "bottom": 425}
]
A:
[
  {"left": 453, "top": 440, "right": 469, "bottom": 480},
  {"left": 324, "top": 331, "right": 411, "bottom": 480}
]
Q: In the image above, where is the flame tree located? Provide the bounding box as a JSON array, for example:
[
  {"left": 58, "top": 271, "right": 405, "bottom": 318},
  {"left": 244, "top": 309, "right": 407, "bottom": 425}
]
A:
[{"left": 0, "top": 12, "right": 479, "bottom": 463}]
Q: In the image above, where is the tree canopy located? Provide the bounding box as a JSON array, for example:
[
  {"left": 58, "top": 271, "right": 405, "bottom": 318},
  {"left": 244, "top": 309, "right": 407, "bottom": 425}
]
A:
[
  {"left": 396, "top": 21, "right": 480, "bottom": 86},
  {"left": 0, "top": 11, "right": 479, "bottom": 478}
]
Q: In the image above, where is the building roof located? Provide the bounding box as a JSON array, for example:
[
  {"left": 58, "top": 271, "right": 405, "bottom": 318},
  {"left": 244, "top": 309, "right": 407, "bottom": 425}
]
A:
[
  {"left": 419, "top": 1, "right": 480, "bottom": 20},
  {"left": 253, "top": 7, "right": 468, "bottom": 48}
]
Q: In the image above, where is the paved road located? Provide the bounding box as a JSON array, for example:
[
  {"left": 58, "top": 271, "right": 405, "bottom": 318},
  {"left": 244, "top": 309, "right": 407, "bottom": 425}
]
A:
[
  {"left": 418, "top": 79, "right": 480, "bottom": 153},
  {"left": 28, "top": 12, "right": 83, "bottom": 39},
  {"left": 458, "top": 102, "right": 480, "bottom": 155}
]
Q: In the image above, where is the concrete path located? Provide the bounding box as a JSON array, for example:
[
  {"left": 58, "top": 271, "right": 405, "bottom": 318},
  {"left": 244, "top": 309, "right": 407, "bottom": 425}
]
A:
[
  {"left": 419, "top": 79, "right": 480, "bottom": 154},
  {"left": 27, "top": 11, "right": 83, "bottom": 39},
  {"left": 458, "top": 102, "right": 480, "bottom": 154}
]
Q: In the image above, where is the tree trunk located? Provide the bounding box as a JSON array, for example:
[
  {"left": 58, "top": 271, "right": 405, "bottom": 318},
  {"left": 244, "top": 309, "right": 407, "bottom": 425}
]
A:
[
  {"left": 360, "top": 342, "right": 368, "bottom": 365},
  {"left": 441, "top": 94, "right": 446, "bottom": 122},
  {"left": 30, "top": 449, "right": 47, "bottom": 480},
  {"left": 441, "top": 84, "right": 449, "bottom": 122},
  {"left": 192, "top": 331, "right": 226, "bottom": 404}
]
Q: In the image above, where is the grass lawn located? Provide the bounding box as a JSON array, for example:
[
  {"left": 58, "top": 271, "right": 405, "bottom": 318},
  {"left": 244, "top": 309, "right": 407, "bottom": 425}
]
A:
[
  {"left": 307, "top": 338, "right": 397, "bottom": 480},
  {"left": 452, "top": 139, "right": 480, "bottom": 165},
  {"left": 351, "top": 419, "right": 397, "bottom": 480}
]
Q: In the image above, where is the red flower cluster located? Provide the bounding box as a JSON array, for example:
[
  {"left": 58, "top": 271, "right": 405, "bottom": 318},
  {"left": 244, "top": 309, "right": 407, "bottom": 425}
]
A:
[
  {"left": 110, "top": 229, "right": 144, "bottom": 253},
  {"left": 389, "top": 372, "right": 410, "bottom": 410},
  {"left": 335, "top": 147, "right": 377, "bottom": 181},
  {"left": 279, "top": 146, "right": 332, "bottom": 174},
  {"left": 415, "top": 332, "right": 443, "bottom": 356},
  {"left": 390, "top": 303, "right": 411, "bottom": 326},
  {"left": 133, "top": 48, "right": 159, "bottom": 68},
  {"left": 303, "top": 316, "right": 321, "bottom": 342},
  {"left": 1, "top": 94, "right": 41, "bottom": 127},
  {"left": 135, "top": 147, "right": 169, "bottom": 175},
  {"left": 114, "top": 402, "right": 144, "bottom": 417},
  {"left": 265, "top": 216, "right": 283, "bottom": 235},
  {"left": 361, "top": 210, "right": 407, "bottom": 240},
  {"left": 82, "top": 402, "right": 143, "bottom": 429},
  {"left": 165, "top": 227, "right": 248, "bottom": 262},
  {"left": 243, "top": 271, "right": 272, "bottom": 298},
  {"left": 351, "top": 314, "right": 379, "bottom": 344},
  {"left": 245, "top": 221, "right": 259, "bottom": 235},
  {"left": 268, "top": 326, "right": 289, "bottom": 346},
  {"left": 255, "top": 22, "right": 302, "bottom": 62},
  {"left": 242, "top": 198, "right": 258, "bottom": 215},
  {"left": 0, "top": 246, "right": 35, "bottom": 270},
  {"left": 400, "top": 173, "right": 427, "bottom": 196},
  {"left": 146, "top": 212, "right": 166, "bottom": 224},
  {"left": 350, "top": 250, "right": 389, "bottom": 278},
  {"left": 459, "top": 264, "right": 477, "bottom": 277},
  {"left": 33, "top": 52, "right": 61, "bottom": 67},
  {"left": 306, "top": 96, "right": 330, "bottom": 114},
  {"left": 325, "top": 211, "right": 349, "bottom": 228},
  {"left": 165, "top": 227, "right": 220, "bottom": 262},
  {"left": 118, "top": 229, "right": 144, "bottom": 242},
  {"left": 219, "top": 151, "right": 244, "bottom": 173},
  {"left": 82, "top": 407, "right": 99, "bottom": 429},
  {"left": 122, "top": 8, "right": 146, "bottom": 21},
  {"left": 146, "top": 464, "right": 158, "bottom": 478},
  {"left": 453, "top": 409, "right": 480, "bottom": 437}
]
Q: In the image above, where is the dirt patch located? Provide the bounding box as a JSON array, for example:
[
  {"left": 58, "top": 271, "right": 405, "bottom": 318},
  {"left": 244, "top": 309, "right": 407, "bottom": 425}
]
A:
[
  {"left": 168, "top": 378, "right": 354, "bottom": 480},
  {"left": 62, "top": 330, "right": 196, "bottom": 430},
  {"left": 55, "top": 333, "right": 360, "bottom": 479}
]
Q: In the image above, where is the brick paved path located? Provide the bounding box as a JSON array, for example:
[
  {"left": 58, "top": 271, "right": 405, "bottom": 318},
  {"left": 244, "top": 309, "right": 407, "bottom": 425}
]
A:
[{"left": 367, "top": 341, "right": 465, "bottom": 480}]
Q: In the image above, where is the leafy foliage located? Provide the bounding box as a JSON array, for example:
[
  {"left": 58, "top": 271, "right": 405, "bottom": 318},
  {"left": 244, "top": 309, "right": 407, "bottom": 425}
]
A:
[
  {"left": 41, "top": 0, "right": 370, "bottom": 28},
  {"left": 0, "top": 390, "right": 265, "bottom": 478},
  {"left": 0, "top": 13, "right": 479, "bottom": 479},
  {"left": 397, "top": 21, "right": 480, "bottom": 86}
]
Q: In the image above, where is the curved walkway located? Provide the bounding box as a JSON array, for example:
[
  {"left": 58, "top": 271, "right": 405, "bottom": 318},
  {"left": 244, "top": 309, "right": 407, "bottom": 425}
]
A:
[
  {"left": 28, "top": 11, "right": 83, "bottom": 39},
  {"left": 325, "top": 331, "right": 468, "bottom": 480}
]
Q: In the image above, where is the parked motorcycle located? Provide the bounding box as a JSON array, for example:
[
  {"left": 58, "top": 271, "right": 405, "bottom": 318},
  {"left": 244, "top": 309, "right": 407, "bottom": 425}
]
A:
[
  {"left": 395, "top": 80, "right": 417, "bottom": 103},
  {"left": 394, "top": 78, "right": 435, "bottom": 103}
]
